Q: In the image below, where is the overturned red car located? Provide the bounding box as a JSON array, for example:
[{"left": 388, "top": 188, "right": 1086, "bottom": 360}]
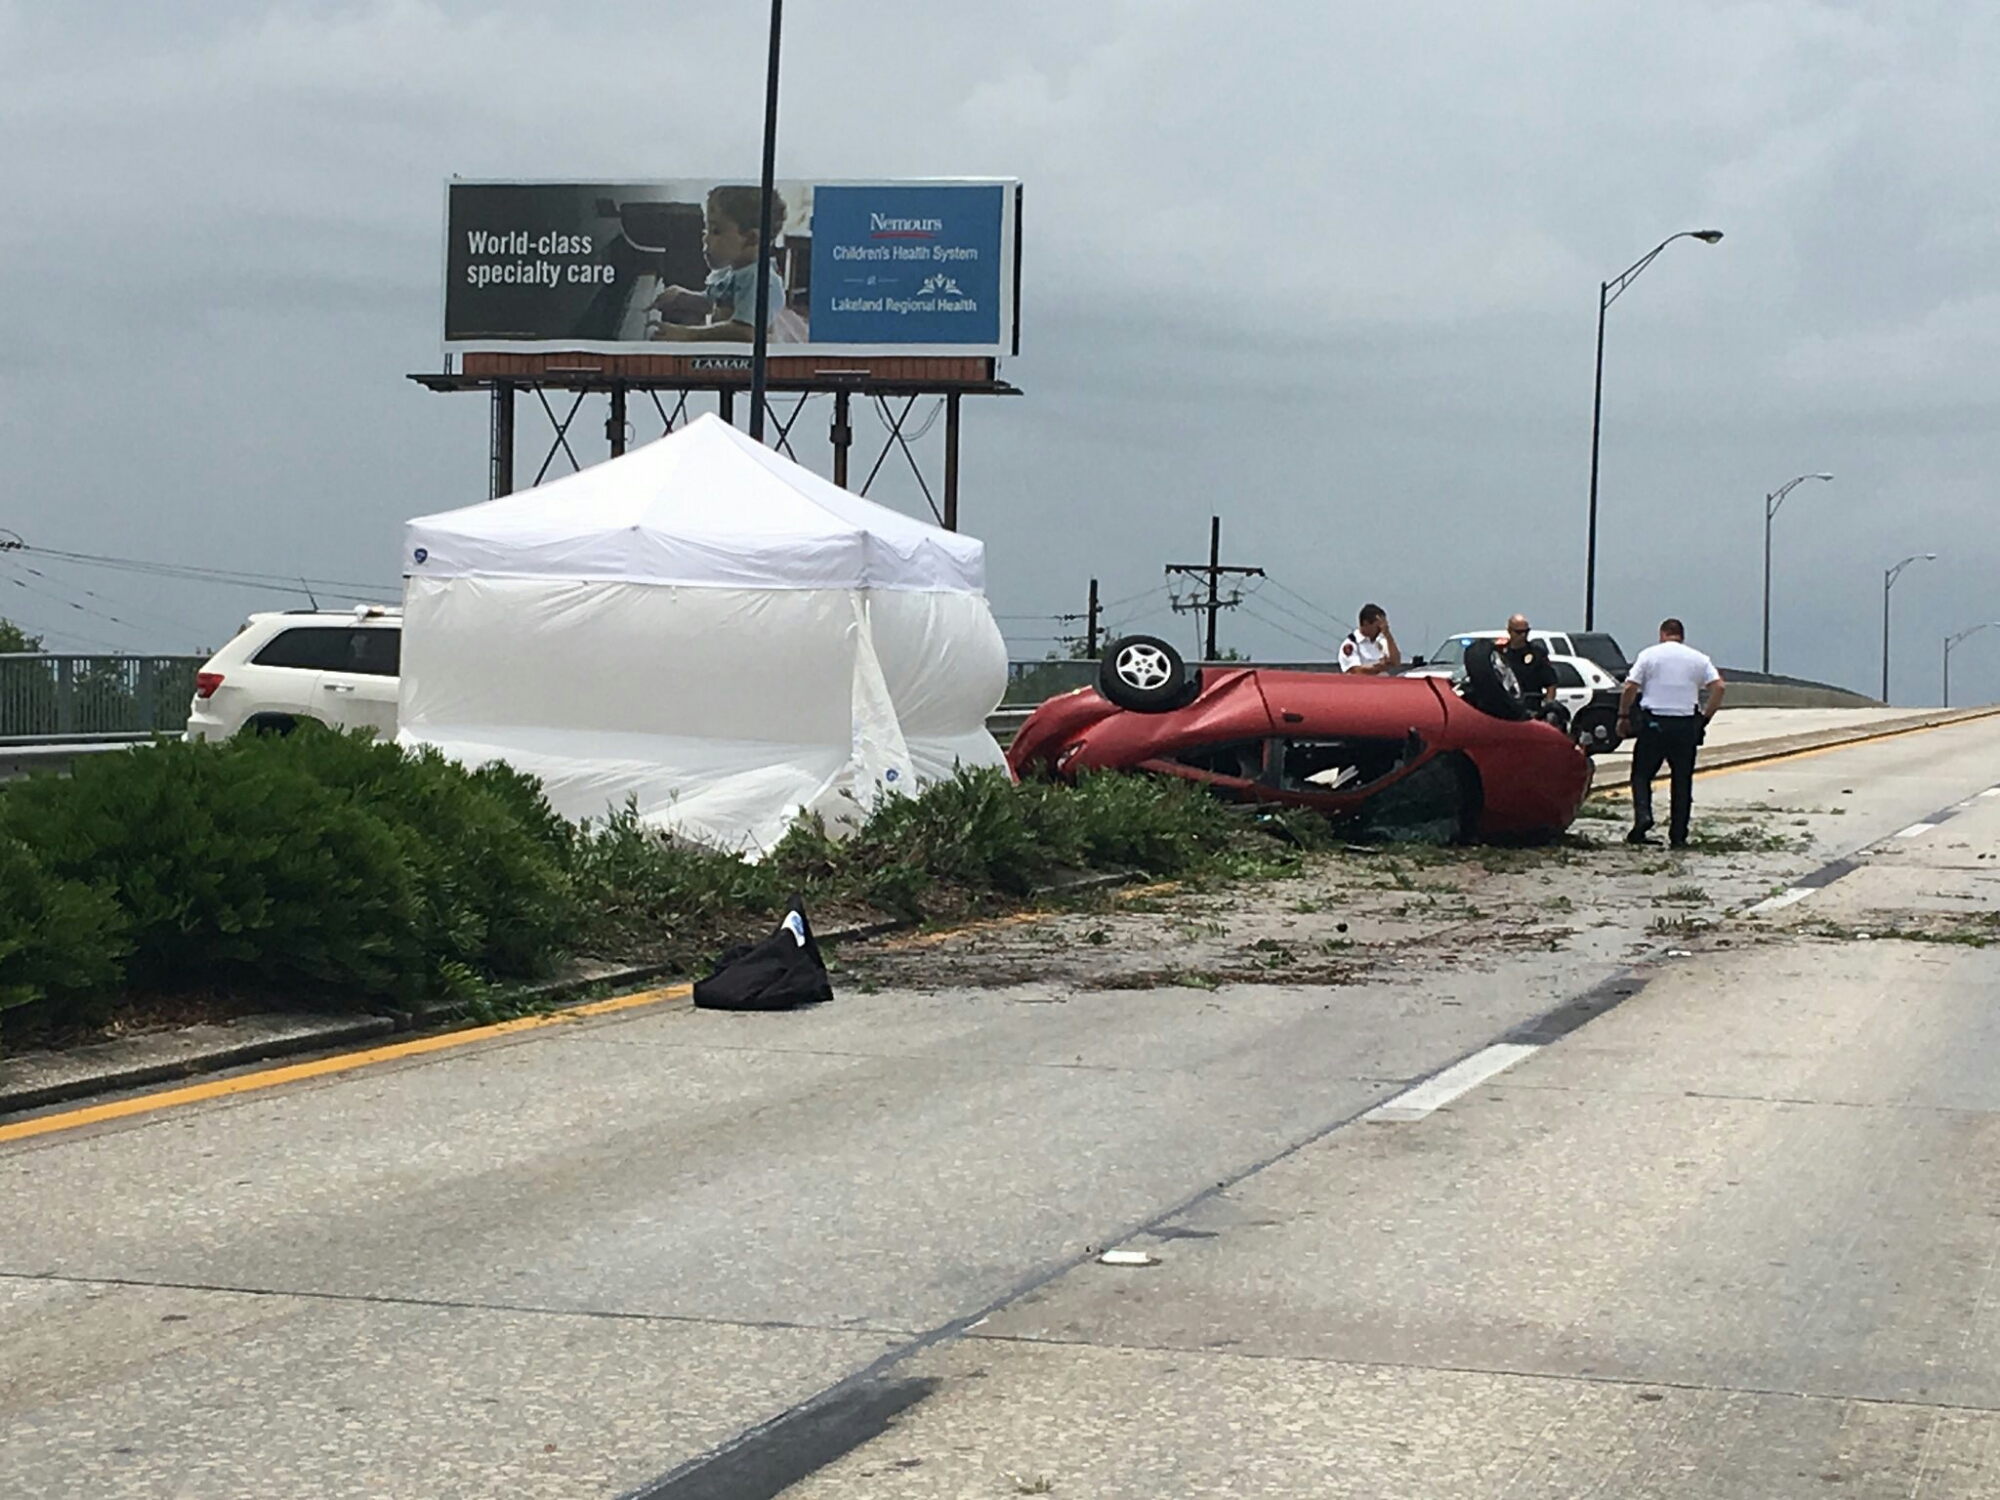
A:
[{"left": 1007, "top": 636, "right": 1591, "bottom": 843}]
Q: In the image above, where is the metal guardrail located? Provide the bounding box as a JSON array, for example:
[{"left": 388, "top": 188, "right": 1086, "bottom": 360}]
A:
[{"left": 0, "top": 654, "right": 204, "bottom": 738}]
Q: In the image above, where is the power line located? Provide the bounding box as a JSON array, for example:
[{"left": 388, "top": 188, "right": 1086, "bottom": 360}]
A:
[
  {"left": 11, "top": 557, "right": 213, "bottom": 640},
  {"left": 0, "top": 602, "right": 123, "bottom": 653},
  {"left": 23, "top": 544, "right": 395, "bottom": 599},
  {"left": 1235, "top": 599, "right": 1332, "bottom": 654},
  {"left": 2, "top": 562, "right": 144, "bottom": 644},
  {"left": 1241, "top": 580, "right": 1338, "bottom": 642},
  {"left": 1260, "top": 576, "right": 1346, "bottom": 631}
]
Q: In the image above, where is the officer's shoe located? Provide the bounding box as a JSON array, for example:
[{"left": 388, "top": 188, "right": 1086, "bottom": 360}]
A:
[{"left": 1626, "top": 824, "right": 1656, "bottom": 845}]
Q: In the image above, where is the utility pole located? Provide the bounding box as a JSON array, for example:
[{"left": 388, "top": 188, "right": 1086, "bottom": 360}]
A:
[
  {"left": 1085, "top": 578, "right": 1100, "bottom": 656},
  {"left": 747, "top": 0, "right": 783, "bottom": 443},
  {"left": 1165, "top": 515, "right": 1263, "bottom": 661}
]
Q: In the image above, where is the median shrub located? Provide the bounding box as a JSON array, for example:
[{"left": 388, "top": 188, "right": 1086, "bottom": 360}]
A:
[
  {"left": 0, "top": 738, "right": 1292, "bottom": 1042},
  {"left": 1, "top": 737, "right": 427, "bottom": 1001},
  {"left": 0, "top": 834, "right": 128, "bottom": 1019},
  {"left": 261, "top": 731, "right": 578, "bottom": 982},
  {"left": 0, "top": 729, "right": 579, "bottom": 1024}
]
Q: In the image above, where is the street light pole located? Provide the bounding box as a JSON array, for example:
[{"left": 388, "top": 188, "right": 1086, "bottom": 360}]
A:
[
  {"left": 1583, "top": 228, "right": 1724, "bottom": 631},
  {"left": 747, "top": 0, "right": 783, "bottom": 443},
  {"left": 1881, "top": 552, "right": 1938, "bottom": 704},
  {"left": 1761, "top": 472, "right": 1833, "bottom": 674},
  {"left": 1943, "top": 622, "right": 2000, "bottom": 708}
]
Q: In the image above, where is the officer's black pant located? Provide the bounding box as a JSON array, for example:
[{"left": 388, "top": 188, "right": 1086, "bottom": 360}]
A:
[{"left": 1631, "top": 713, "right": 1701, "bottom": 843}]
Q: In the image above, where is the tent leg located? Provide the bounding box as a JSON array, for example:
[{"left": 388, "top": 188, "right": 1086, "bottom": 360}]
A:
[
  {"left": 832, "top": 390, "right": 852, "bottom": 489},
  {"left": 943, "top": 391, "right": 962, "bottom": 531},
  {"left": 490, "top": 382, "right": 515, "bottom": 498},
  {"left": 608, "top": 386, "right": 627, "bottom": 457}
]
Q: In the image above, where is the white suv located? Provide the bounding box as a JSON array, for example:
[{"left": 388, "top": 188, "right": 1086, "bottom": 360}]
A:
[{"left": 184, "top": 607, "right": 401, "bottom": 741}]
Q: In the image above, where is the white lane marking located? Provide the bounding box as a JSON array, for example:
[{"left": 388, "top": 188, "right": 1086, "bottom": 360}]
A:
[
  {"left": 1981, "top": 788, "right": 2000, "bottom": 799},
  {"left": 1364, "top": 1043, "right": 1541, "bottom": 1124},
  {"left": 1747, "top": 888, "right": 1814, "bottom": 915},
  {"left": 1895, "top": 822, "right": 1939, "bottom": 839}
]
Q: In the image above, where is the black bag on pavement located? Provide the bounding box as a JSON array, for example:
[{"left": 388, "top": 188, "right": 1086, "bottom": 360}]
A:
[{"left": 693, "top": 900, "right": 833, "bottom": 1012}]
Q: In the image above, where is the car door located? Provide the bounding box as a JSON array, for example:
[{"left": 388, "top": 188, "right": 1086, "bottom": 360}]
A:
[
  {"left": 247, "top": 625, "right": 352, "bottom": 727},
  {"left": 318, "top": 626, "right": 400, "bottom": 738},
  {"left": 1549, "top": 658, "right": 1592, "bottom": 718}
]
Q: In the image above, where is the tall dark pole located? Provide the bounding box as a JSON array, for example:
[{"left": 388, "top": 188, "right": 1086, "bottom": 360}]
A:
[
  {"left": 489, "top": 382, "right": 515, "bottom": 499},
  {"left": 1761, "top": 498, "right": 1773, "bottom": 674},
  {"left": 1204, "top": 515, "right": 1222, "bottom": 661},
  {"left": 942, "top": 391, "right": 961, "bottom": 531},
  {"left": 747, "top": 0, "right": 783, "bottom": 443},
  {"left": 1940, "top": 623, "right": 1994, "bottom": 710},
  {"left": 1761, "top": 473, "right": 1831, "bottom": 675},
  {"left": 1584, "top": 284, "right": 1608, "bottom": 631},
  {"left": 830, "top": 389, "right": 851, "bottom": 488},
  {"left": 1581, "top": 229, "right": 1723, "bottom": 631},
  {"left": 1086, "top": 578, "right": 1100, "bottom": 656},
  {"left": 1881, "top": 569, "right": 1892, "bottom": 704}
]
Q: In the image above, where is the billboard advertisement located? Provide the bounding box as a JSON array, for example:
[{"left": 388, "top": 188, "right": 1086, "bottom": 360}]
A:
[{"left": 442, "top": 179, "right": 1020, "bottom": 356}]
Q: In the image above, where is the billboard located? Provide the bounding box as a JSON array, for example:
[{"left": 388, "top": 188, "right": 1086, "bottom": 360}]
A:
[{"left": 442, "top": 178, "right": 1020, "bottom": 356}]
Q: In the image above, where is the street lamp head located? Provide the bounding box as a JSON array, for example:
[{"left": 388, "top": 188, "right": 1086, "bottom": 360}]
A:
[
  {"left": 1691, "top": 229, "right": 1725, "bottom": 243},
  {"left": 1812, "top": 472, "right": 1834, "bottom": 481},
  {"left": 1923, "top": 552, "right": 1938, "bottom": 560}
]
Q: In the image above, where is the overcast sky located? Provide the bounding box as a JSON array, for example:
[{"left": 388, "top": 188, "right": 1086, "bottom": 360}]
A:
[{"left": 2, "top": 0, "right": 1995, "bottom": 704}]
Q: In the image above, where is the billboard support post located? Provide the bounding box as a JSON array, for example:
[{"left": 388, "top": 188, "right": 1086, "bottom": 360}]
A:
[
  {"left": 530, "top": 389, "right": 587, "bottom": 485},
  {"left": 489, "top": 382, "right": 515, "bottom": 499},
  {"left": 414, "top": 357, "right": 1019, "bottom": 526},
  {"left": 748, "top": 0, "right": 784, "bottom": 444},
  {"left": 943, "top": 391, "right": 962, "bottom": 531},
  {"left": 831, "top": 390, "right": 852, "bottom": 488}
]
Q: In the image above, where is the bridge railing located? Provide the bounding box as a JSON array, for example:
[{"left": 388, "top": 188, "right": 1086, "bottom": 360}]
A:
[{"left": 0, "top": 655, "right": 205, "bottom": 740}]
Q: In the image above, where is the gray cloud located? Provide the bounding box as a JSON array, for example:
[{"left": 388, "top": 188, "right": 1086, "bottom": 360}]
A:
[{"left": 0, "top": 0, "right": 1994, "bottom": 702}]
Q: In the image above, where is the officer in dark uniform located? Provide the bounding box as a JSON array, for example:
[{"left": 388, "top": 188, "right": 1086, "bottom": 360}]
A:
[{"left": 1498, "top": 615, "right": 1558, "bottom": 715}]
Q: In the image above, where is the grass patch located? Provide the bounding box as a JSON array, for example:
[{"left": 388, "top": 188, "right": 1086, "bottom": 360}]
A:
[{"left": 1687, "top": 823, "right": 1799, "bottom": 854}]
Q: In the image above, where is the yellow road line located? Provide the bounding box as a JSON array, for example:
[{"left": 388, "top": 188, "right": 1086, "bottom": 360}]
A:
[
  {"left": 15, "top": 714, "right": 1988, "bottom": 1147},
  {"left": 1591, "top": 709, "right": 2000, "bottom": 801},
  {"left": 0, "top": 982, "right": 694, "bottom": 1146},
  {"left": 0, "top": 895, "right": 1137, "bottom": 1145}
]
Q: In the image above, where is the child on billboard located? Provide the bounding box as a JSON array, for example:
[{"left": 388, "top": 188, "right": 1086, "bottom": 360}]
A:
[{"left": 649, "top": 185, "right": 805, "bottom": 342}]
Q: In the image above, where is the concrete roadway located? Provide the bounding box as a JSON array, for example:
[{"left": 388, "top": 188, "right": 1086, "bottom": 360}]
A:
[{"left": 4, "top": 716, "right": 1999, "bottom": 1497}]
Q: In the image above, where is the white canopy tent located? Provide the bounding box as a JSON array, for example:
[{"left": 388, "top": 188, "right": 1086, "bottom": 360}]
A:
[{"left": 399, "top": 414, "right": 1009, "bottom": 854}]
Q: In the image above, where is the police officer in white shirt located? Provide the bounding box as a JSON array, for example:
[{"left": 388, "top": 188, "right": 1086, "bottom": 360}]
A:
[
  {"left": 1617, "top": 617, "right": 1726, "bottom": 847},
  {"left": 1338, "top": 603, "right": 1401, "bottom": 674}
]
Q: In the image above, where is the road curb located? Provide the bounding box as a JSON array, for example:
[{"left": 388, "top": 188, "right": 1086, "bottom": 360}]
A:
[
  {"left": 0, "top": 873, "right": 1143, "bottom": 1120},
  {"left": 0, "top": 1014, "right": 400, "bottom": 1117}
]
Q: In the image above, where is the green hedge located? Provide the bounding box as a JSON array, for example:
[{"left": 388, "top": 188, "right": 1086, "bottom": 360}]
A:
[
  {"left": 0, "top": 741, "right": 1282, "bottom": 1037},
  {"left": 0, "top": 730, "right": 575, "bottom": 1020}
]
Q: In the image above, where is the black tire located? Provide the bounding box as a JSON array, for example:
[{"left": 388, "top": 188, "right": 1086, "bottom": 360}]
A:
[
  {"left": 1099, "top": 635, "right": 1192, "bottom": 712},
  {"left": 1572, "top": 709, "right": 1620, "bottom": 755},
  {"left": 1537, "top": 701, "right": 1573, "bottom": 736},
  {"left": 244, "top": 714, "right": 301, "bottom": 737},
  {"left": 1461, "top": 639, "right": 1530, "bottom": 721}
]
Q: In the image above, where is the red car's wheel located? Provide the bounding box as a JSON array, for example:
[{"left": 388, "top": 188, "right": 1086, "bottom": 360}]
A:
[
  {"left": 1099, "top": 635, "right": 1193, "bottom": 712},
  {"left": 1462, "top": 638, "right": 1531, "bottom": 721}
]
